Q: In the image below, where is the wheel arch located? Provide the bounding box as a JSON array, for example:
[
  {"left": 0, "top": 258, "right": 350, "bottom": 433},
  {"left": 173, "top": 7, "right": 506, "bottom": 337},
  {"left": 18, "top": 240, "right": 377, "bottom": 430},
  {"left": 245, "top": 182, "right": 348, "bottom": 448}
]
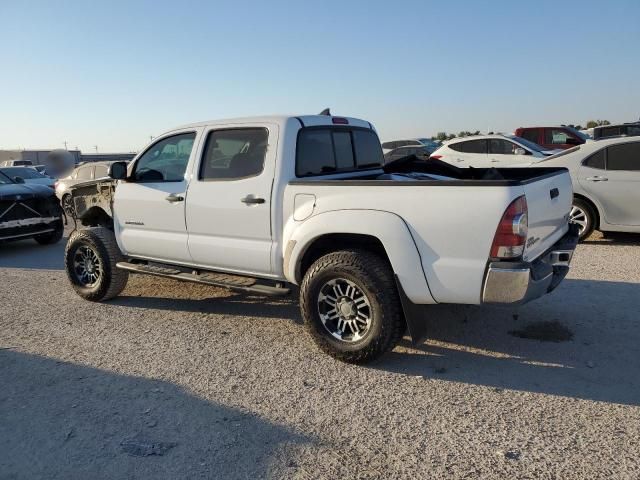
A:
[
  {"left": 573, "top": 193, "right": 600, "bottom": 229},
  {"left": 285, "top": 209, "right": 436, "bottom": 305},
  {"left": 77, "top": 206, "right": 114, "bottom": 229}
]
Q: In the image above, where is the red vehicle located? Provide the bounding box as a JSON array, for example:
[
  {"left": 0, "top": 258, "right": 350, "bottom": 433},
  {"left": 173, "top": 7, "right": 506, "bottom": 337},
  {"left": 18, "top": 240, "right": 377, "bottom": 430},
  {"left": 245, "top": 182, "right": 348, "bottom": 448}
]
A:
[{"left": 514, "top": 126, "right": 588, "bottom": 151}]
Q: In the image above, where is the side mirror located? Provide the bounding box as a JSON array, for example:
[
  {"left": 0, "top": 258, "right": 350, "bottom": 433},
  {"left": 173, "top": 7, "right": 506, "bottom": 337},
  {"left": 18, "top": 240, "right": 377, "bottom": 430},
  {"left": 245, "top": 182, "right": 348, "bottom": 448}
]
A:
[
  {"left": 513, "top": 147, "right": 527, "bottom": 156},
  {"left": 13, "top": 176, "right": 25, "bottom": 184},
  {"left": 108, "top": 161, "right": 128, "bottom": 180}
]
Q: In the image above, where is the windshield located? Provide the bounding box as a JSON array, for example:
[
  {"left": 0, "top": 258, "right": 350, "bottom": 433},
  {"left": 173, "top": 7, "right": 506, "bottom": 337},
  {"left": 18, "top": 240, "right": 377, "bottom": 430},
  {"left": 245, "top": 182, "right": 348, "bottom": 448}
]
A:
[
  {"left": 507, "top": 135, "right": 544, "bottom": 152},
  {"left": 0, "top": 167, "right": 45, "bottom": 179},
  {"left": 0, "top": 171, "right": 13, "bottom": 184}
]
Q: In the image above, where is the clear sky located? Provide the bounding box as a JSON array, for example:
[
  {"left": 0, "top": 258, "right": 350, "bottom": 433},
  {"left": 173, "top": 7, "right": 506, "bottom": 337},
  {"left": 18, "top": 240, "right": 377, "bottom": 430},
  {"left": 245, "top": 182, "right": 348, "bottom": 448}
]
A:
[{"left": 1, "top": 0, "right": 639, "bottom": 152}]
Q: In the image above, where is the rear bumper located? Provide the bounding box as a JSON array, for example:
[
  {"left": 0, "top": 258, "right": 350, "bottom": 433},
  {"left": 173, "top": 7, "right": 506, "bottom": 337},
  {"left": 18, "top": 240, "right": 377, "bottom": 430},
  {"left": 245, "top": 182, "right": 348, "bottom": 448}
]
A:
[{"left": 482, "top": 223, "right": 579, "bottom": 305}]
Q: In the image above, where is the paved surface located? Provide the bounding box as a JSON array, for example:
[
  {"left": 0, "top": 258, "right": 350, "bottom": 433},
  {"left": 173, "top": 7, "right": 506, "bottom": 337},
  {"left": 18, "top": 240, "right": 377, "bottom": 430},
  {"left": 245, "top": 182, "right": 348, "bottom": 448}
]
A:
[{"left": 1, "top": 227, "right": 639, "bottom": 479}]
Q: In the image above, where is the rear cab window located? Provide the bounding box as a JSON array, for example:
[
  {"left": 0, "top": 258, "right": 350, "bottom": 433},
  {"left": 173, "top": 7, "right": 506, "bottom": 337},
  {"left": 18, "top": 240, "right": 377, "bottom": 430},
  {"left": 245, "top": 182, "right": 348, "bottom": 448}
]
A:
[{"left": 296, "top": 127, "right": 384, "bottom": 177}]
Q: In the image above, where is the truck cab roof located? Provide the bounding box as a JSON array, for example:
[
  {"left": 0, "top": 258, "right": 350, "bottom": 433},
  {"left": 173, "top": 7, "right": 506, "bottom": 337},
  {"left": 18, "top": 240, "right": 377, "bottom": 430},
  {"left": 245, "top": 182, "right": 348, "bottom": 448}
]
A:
[{"left": 173, "top": 114, "right": 373, "bottom": 131}]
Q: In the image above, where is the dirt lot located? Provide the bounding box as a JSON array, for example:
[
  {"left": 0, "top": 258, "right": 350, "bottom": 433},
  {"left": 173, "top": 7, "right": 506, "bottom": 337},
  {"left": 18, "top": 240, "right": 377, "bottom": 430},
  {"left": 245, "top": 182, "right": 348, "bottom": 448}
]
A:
[{"left": 1, "top": 227, "right": 639, "bottom": 479}]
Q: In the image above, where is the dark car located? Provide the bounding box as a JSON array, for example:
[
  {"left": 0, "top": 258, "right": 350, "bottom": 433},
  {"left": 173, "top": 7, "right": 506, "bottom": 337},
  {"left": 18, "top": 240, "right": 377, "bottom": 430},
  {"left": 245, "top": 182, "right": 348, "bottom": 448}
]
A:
[
  {"left": 0, "top": 170, "right": 63, "bottom": 244},
  {"left": 384, "top": 145, "right": 432, "bottom": 163},
  {"left": 592, "top": 122, "right": 640, "bottom": 140},
  {"left": 514, "top": 126, "right": 589, "bottom": 150}
]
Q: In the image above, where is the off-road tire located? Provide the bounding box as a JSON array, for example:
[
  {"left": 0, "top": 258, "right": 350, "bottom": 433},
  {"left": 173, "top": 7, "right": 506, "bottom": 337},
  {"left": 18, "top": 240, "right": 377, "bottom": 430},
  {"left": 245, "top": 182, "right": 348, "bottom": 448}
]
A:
[
  {"left": 572, "top": 198, "right": 596, "bottom": 240},
  {"left": 300, "top": 249, "right": 405, "bottom": 364},
  {"left": 34, "top": 220, "right": 64, "bottom": 245},
  {"left": 64, "top": 227, "right": 129, "bottom": 301}
]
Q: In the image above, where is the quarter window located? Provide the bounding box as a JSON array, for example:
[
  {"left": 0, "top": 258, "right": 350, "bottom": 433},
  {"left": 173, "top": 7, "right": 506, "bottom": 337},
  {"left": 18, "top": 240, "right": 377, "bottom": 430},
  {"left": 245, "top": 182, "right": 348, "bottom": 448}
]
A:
[
  {"left": 607, "top": 143, "right": 640, "bottom": 171},
  {"left": 520, "top": 129, "right": 539, "bottom": 143},
  {"left": 583, "top": 149, "right": 605, "bottom": 169},
  {"left": 133, "top": 133, "right": 195, "bottom": 182},
  {"left": 200, "top": 128, "right": 268, "bottom": 180}
]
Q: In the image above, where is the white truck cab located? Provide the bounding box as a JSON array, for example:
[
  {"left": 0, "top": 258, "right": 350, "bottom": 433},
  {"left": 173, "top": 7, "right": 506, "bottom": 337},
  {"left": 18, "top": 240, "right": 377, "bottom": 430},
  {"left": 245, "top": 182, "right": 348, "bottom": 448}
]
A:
[{"left": 64, "top": 113, "right": 579, "bottom": 363}]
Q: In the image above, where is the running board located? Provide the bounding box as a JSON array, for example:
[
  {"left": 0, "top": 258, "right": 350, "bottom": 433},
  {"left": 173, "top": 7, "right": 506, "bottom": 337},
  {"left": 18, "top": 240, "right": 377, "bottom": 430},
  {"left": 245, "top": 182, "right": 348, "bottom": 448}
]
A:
[{"left": 115, "top": 262, "right": 290, "bottom": 296}]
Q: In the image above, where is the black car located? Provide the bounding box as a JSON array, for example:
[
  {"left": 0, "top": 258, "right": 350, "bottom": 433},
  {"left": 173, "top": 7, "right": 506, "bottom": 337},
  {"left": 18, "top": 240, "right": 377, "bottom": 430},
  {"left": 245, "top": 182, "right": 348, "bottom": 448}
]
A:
[
  {"left": 384, "top": 145, "right": 432, "bottom": 163},
  {"left": 0, "top": 171, "right": 63, "bottom": 244}
]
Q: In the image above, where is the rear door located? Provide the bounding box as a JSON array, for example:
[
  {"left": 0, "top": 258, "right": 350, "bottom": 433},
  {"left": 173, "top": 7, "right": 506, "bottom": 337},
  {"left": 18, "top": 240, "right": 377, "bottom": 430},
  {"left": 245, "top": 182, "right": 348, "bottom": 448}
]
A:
[
  {"left": 579, "top": 142, "right": 640, "bottom": 226},
  {"left": 185, "top": 124, "right": 276, "bottom": 275},
  {"left": 448, "top": 139, "right": 488, "bottom": 167},
  {"left": 520, "top": 171, "right": 573, "bottom": 262}
]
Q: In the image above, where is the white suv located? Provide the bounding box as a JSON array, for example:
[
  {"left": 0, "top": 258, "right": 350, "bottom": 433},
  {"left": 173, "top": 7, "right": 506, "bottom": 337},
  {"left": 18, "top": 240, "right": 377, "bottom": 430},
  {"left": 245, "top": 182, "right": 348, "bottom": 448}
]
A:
[{"left": 430, "top": 134, "right": 552, "bottom": 167}]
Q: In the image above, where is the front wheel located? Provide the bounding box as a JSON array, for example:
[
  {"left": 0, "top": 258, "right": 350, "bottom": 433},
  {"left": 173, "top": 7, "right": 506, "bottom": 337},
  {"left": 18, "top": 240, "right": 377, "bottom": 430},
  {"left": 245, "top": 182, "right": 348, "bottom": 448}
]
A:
[
  {"left": 34, "top": 220, "right": 63, "bottom": 245},
  {"left": 64, "top": 227, "right": 129, "bottom": 301},
  {"left": 300, "top": 249, "right": 405, "bottom": 364}
]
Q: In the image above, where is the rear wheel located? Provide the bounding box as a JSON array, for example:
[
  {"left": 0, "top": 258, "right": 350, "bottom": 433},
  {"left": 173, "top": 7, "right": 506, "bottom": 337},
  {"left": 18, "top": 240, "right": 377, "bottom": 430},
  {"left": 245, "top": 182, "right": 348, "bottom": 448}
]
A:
[
  {"left": 64, "top": 227, "right": 129, "bottom": 301},
  {"left": 300, "top": 249, "right": 405, "bottom": 364},
  {"left": 570, "top": 198, "right": 596, "bottom": 240}
]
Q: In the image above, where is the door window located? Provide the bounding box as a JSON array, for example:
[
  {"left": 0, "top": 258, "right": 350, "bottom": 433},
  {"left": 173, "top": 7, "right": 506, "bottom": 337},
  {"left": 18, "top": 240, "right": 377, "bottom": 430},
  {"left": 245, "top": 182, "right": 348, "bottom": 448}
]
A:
[
  {"left": 520, "top": 129, "right": 539, "bottom": 143},
  {"left": 489, "top": 139, "right": 517, "bottom": 155},
  {"left": 200, "top": 128, "right": 268, "bottom": 180},
  {"left": 545, "top": 128, "right": 574, "bottom": 145},
  {"left": 606, "top": 143, "right": 640, "bottom": 171},
  {"left": 75, "top": 166, "right": 92, "bottom": 180},
  {"left": 133, "top": 133, "right": 196, "bottom": 182}
]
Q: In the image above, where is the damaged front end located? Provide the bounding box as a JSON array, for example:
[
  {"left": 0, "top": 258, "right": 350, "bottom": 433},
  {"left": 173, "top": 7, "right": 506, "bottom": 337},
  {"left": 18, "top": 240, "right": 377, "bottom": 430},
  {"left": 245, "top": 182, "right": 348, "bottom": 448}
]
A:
[{"left": 69, "top": 179, "right": 117, "bottom": 227}]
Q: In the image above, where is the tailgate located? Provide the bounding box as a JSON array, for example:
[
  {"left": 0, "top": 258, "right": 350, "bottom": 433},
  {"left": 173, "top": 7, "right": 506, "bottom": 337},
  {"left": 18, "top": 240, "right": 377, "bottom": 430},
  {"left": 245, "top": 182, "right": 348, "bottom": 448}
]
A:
[{"left": 521, "top": 170, "right": 573, "bottom": 262}]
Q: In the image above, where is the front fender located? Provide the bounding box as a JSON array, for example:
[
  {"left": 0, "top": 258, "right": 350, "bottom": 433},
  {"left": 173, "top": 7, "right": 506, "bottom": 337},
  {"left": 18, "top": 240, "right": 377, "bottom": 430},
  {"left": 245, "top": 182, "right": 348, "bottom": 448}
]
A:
[{"left": 285, "top": 209, "right": 436, "bottom": 305}]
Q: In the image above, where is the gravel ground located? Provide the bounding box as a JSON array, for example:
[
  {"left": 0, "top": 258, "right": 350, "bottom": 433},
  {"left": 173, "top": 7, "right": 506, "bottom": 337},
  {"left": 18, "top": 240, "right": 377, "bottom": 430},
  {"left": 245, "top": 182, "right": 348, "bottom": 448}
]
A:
[{"left": 1, "top": 227, "right": 639, "bottom": 479}]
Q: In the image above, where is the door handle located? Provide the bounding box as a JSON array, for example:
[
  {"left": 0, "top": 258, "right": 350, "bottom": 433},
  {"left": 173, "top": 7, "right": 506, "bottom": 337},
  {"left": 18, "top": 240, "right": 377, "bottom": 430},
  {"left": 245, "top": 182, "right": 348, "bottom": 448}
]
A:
[
  {"left": 456, "top": 159, "right": 464, "bottom": 162},
  {"left": 165, "top": 193, "right": 185, "bottom": 203},
  {"left": 491, "top": 159, "right": 499, "bottom": 163},
  {"left": 586, "top": 176, "right": 608, "bottom": 182},
  {"left": 241, "top": 195, "right": 265, "bottom": 204}
]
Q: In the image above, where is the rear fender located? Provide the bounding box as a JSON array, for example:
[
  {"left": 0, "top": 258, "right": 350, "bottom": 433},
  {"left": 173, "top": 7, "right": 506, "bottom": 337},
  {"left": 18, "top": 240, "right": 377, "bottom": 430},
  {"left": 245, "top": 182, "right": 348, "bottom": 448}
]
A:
[{"left": 285, "top": 209, "right": 436, "bottom": 305}]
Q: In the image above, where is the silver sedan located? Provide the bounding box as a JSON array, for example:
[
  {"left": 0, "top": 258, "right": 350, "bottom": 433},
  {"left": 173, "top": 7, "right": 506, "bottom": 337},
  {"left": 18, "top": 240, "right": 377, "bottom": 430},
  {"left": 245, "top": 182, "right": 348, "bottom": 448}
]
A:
[{"left": 526, "top": 137, "right": 640, "bottom": 239}]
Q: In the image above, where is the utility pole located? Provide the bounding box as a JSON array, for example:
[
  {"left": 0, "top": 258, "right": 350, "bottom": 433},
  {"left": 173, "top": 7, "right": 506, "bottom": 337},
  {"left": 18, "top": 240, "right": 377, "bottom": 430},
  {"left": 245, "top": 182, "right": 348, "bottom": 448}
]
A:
[
  {"left": 63, "top": 141, "right": 68, "bottom": 150},
  {"left": 94, "top": 145, "right": 98, "bottom": 153}
]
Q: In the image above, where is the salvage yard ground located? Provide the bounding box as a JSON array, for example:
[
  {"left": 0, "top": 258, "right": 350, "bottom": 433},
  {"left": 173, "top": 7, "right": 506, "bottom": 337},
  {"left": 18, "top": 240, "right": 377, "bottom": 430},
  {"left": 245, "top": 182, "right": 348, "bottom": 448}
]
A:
[{"left": 1, "top": 226, "right": 639, "bottom": 479}]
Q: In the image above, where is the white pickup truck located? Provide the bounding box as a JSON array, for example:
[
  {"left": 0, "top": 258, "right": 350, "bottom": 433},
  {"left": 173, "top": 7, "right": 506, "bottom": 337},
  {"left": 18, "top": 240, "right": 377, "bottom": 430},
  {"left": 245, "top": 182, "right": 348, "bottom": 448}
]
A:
[{"left": 65, "top": 113, "right": 578, "bottom": 363}]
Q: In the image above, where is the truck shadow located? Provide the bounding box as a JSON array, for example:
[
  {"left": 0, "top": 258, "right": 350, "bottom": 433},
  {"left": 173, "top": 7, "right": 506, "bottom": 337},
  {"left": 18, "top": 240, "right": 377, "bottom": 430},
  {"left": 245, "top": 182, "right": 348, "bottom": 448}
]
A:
[
  {"left": 114, "top": 278, "right": 640, "bottom": 405},
  {"left": 0, "top": 350, "right": 310, "bottom": 479},
  {"left": 373, "top": 278, "right": 640, "bottom": 406}
]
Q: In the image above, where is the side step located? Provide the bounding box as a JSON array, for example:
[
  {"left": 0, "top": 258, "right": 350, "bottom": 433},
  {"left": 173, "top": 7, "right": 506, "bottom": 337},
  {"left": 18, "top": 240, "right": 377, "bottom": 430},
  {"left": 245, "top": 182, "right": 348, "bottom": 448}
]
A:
[{"left": 116, "top": 262, "right": 290, "bottom": 297}]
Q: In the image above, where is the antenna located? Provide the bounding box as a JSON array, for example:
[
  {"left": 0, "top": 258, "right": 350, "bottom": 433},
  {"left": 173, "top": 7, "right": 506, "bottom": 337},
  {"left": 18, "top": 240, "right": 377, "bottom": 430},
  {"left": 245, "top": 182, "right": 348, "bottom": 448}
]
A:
[{"left": 319, "top": 108, "right": 331, "bottom": 116}]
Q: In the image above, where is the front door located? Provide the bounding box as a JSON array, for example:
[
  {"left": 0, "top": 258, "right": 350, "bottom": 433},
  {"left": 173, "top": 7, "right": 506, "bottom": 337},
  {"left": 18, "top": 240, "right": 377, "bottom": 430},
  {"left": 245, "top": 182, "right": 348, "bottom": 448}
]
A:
[
  {"left": 114, "top": 130, "right": 200, "bottom": 263},
  {"left": 488, "top": 138, "right": 530, "bottom": 166},
  {"left": 185, "top": 125, "right": 276, "bottom": 276}
]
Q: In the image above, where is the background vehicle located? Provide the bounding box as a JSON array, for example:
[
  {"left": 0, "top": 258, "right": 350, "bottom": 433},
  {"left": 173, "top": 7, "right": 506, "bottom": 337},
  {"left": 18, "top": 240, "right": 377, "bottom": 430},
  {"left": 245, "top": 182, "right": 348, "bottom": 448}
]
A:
[
  {"left": 592, "top": 122, "right": 640, "bottom": 140},
  {"left": 64, "top": 114, "right": 577, "bottom": 363},
  {"left": 515, "top": 126, "right": 589, "bottom": 150},
  {"left": 384, "top": 145, "right": 431, "bottom": 163},
  {"left": 430, "top": 134, "right": 550, "bottom": 167},
  {"left": 55, "top": 161, "right": 115, "bottom": 212},
  {"left": 525, "top": 137, "right": 640, "bottom": 239},
  {"left": 0, "top": 159, "right": 34, "bottom": 167},
  {"left": 0, "top": 171, "right": 63, "bottom": 244},
  {"left": 381, "top": 138, "right": 440, "bottom": 154},
  {"left": 0, "top": 166, "right": 55, "bottom": 189}
]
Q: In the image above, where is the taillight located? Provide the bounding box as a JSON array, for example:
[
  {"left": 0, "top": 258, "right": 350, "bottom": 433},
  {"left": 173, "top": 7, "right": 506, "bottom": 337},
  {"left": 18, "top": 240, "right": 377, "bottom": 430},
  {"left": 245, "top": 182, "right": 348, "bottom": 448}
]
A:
[
  {"left": 331, "top": 117, "right": 349, "bottom": 125},
  {"left": 490, "top": 195, "right": 528, "bottom": 259},
  {"left": 430, "top": 154, "right": 442, "bottom": 160}
]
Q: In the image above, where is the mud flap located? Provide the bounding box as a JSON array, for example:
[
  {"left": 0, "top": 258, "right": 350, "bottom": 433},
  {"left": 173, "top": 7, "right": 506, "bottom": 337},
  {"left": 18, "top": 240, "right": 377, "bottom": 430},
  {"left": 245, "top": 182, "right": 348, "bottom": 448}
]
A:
[{"left": 394, "top": 275, "right": 430, "bottom": 345}]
